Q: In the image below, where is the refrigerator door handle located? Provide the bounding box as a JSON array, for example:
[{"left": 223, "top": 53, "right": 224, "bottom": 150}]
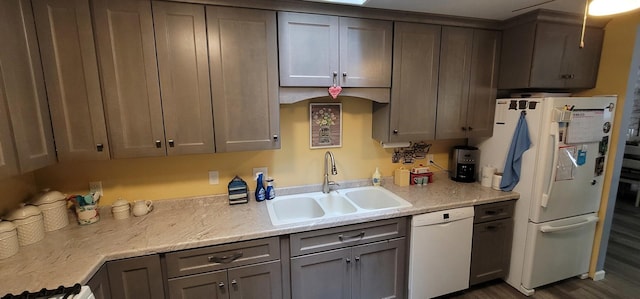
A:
[
  {"left": 541, "top": 122, "right": 559, "bottom": 208},
  {"left": 539, "top": 216, "right": 599, "bottom": 233}
]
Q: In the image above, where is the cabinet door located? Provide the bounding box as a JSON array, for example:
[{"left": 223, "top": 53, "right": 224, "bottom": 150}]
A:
[
  {"left": 0, "top": 70, "right": 19, "bottom": 179},
  {"left": 92, "top": 0, "right": 165, "bottom": 158},
  {"left": 278, "top": 12, "right": 338, "bottom": 87},
  {"left": 564, "top": 26, "right": 604, "bottom": 89},
  {"left": 153, "top": 1, "right": 215, "bottom": 155},
  {"left": 530, "top": 22, "right": 573, "bottom": 88},
  {"left": 87, "top": 264, "right": 112, "bottom": 299},
  {"left": 470, "top": 218, "right": 513, "bottom": 286},
  {"left": 0, "top": 0, "right": 57, "bottom": 172},
  {"left": 207, "top": 7, "right": 280, "bottom": 152},
  {"left": 436, "top": 27, "right": 473, "bottom": 140},
  {"left": 33, "top": 0, "right": 110, "bottom": 161},
  {"left": 339, "top": 17, "right": 392, "bottom": 87},
  {"left": 107, "top": 255, "right": 166, "bottom": 299},
  {"left": 228, "top": 261, "right": 282, "bottom": 299},
  {"left": 352, "top": 238, "right": 406, "bottom": 299},
  {"left": 467, "top": 30, "right": 500, "bottom": 138},
  {"left": 291, "top": 248, "right": 350, "bottom": 299},
  {"left": 388, "top": 22, "right": 440, "bottom": 142},
  {"left": 168, "top": 270, "right": 229, "bottom": 299}
]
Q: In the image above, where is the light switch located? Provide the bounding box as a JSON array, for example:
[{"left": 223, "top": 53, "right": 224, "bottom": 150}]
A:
[{"left": 209, "top": 171, "right": 219, "bottom": 185}]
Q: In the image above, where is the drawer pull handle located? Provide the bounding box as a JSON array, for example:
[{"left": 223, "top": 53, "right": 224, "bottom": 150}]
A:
[
  {"left": 208, "top": 252, "right": 243, "bottom": 264},
  {"left": 485, "top": 210, "right": 497, "bottom": 215},
  {"left": 486, "top": 225, "right": 498, "bottom": 230},
  {"left": 338, "top": 231, "right": 365, "bottom": 242}
]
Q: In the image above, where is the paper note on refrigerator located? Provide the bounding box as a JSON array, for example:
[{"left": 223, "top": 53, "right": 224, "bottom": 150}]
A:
[
  {"left": 556, "top": 146, "right": 577, "bottom": 181},
  {"left": 566, "top": 110, "right": 604, "bottom": 143}
]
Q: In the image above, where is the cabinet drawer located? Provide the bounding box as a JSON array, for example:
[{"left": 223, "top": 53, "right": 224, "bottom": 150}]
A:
[
  {"left": 165, "top": 237, "right": 280, "bottom": 278},
  {"left": 290, "top": 218, "right": 407, "bottom": 257},
  {"left": 474, "top": 200, "right": 514, "bottom": 223}
]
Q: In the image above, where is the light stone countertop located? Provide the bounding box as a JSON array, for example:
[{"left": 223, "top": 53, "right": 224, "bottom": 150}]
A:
[{"left": 0, "top": 172, "right": 518, "bottom": 294}]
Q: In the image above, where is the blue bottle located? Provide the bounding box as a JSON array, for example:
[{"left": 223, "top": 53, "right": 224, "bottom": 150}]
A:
[
  {"left": 255, "top": 172, "right": 266, "bottom": 202},
  {"left": 266, "top": 177, "right": 275, "bottom": 200}
]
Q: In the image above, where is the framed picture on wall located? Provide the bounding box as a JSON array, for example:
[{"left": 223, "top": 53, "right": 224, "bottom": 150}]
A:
[{"left": 310, "top": 103, "right": 342, "bottom": 149}]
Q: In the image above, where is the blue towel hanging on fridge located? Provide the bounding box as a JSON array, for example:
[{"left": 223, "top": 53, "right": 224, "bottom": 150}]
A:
[{"left": 500, "top": 111, "right": 531, "bottom": 191}]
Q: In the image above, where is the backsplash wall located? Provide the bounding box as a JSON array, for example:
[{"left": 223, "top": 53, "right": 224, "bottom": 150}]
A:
[{"left": 34, "top": 98, "right": 461, "bottom": 206}]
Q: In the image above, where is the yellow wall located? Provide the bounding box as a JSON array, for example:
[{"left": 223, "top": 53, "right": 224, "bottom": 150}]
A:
[
  {"left": 0, "top": 173, "right": 37, "bottom": 216},
  {"left": 34, "top": 98, "right": 459, "bottom": 206},
  {"left": 577, "top": 11, "right": 640, "bottom": 275}
]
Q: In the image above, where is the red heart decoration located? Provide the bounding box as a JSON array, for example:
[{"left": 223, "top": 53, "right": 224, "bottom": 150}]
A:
[{"left": 328, "top": 85, "right": 342, "bottom": 99}]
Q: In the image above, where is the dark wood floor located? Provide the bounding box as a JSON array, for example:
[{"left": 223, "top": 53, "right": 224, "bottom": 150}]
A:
[{"left": 444, "top": 190, "right": 640, "bottom": 299}]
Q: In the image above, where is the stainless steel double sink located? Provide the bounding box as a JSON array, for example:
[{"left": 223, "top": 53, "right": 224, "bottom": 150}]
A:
[{"left": 266, "top": 186, "right": 412, "bottom": 226}]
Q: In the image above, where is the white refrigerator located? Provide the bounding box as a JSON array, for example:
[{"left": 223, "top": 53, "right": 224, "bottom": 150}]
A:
[{"left": 471, "top": 96, "right": 616, "bottom": 296}]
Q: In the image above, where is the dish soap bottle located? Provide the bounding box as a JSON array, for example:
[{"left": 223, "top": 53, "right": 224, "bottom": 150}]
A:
[
  {"left": 266, "top": 177, "right": 275, "bottom": 200},
  {"left": 373, "top": 167, "right": 381, "bottom": 186},
  {"left": 255, "top": 172, "right": 266, "bottom": 202}
]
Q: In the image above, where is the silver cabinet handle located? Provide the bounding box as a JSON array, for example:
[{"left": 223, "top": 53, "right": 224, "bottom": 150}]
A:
[
  {"left": 461, "top": 127, "right": 467, "bottom": 131},
  {"left": 393, "top": 130, "right": 398, "bottom": 135},
  {"left": 208, "top": 252, "right": 243, "bottom": 263},
  {"left": 468, "top": 127, "right": 473, "bottom": 131},
  {"left": 346, "top": 258, "right": 351, "bottom": 263},
  {"left": 96, "top": 143, "right": 104, "bottom": 152},
  {"left": 338, "top": 231, "right": 365, "bottom": 242},
  {"left": 231, "top": 279, "right": 237, "bottom": 285},
  {"left": 342, "top": 72, "right": 347, "bottom": 77},
  {"left": 168, "top": 139, "right": 175, "bottom": 147},
  {"left": 155, "top": 140, "right": 161, "bottom": 148},
  {"left": 218, "top": 282, "right": 225, "bottom": 288},
  {"left": 273, "top": 134, "right": 278, "bottom": 141},
  {"left": 355, "top": 256, "right": 360, "bottom": 262}
]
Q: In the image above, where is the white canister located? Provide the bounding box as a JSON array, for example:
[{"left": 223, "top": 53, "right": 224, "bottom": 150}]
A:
[
  {"left": 111, "top": 199, "right": 131, "bottom": 220},
  {"left": 481, "top": 166, "right": 497, "bottom": 188},
  {"left": 31, "top": 190, "right": 69, "bottom": 231},
  {"left": 5, "top": 205, "right": 45, "bottom": 246},
  {"left": 0, "top": 221, "right": 19, "bottom": 259},
  {"left": 492, "top": 173, "right": 503, "bottom": 191}
]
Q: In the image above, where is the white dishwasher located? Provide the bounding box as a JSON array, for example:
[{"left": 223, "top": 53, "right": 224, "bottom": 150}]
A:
[{"left": 408, "top": 206, "right": 474, "bottom": 299}]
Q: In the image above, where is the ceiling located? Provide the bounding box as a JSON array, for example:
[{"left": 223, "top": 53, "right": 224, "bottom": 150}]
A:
[{"left": 306, "top": 0, "right": 587, "bottom": 20}]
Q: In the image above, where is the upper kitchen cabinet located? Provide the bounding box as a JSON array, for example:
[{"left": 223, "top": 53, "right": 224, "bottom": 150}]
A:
[
  {"left": 372, "top": 22, "right": 441, "bottom": 143},
  {"left": 498, "top": 11, "right": 605, "bottom": 90},
  {"left": 278, "top": 12, "right": 392, "bottom": 88},
  {"left": 33, "top": 0, "right": 110, "bottom": 161},
  {"left": 0, "top": 72, "right": 19, "bottom": 179},
  {"left": 0, "top": 0, "right": 57, "bottom": 173},
  {"left": 92, "top": 0, "right": 165, "bottom": 159},
  {"left": 207, "top": 6, "right": 280, "bottom": 152},
  {"left": 436, "top": 27, "right": 500, "bottom": 140},
  {"left": 152, "top": 1, "right": 215, "bottom": 155}
]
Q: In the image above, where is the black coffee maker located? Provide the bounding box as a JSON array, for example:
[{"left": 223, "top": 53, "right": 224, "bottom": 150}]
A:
[{"left": 450, "top": 146, "right": 479, "bottom": 182}]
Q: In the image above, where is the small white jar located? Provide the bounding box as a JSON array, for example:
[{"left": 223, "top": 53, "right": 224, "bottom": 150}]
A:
[
  {"left": 5, "top": 205, "right": 45, "bottom": 246},
  {"left": 111, "top": 199, "right": 130, "bottom": 220},
  {"left": 0, "top": 221, "right": 19, "bottom": 259},
  {"left": 31, "top": 190, "right": 69, "bottom": 231}
]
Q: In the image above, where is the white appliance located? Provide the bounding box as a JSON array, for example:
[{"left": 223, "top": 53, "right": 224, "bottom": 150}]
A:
[
  {"left": 408, "top": 206, "right": 474, "bottom": 299},
  {"left": 472, "top": 96, "right": 616, "bottom": 296}
]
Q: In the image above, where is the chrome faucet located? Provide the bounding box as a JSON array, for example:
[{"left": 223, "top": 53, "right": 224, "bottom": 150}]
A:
[{"left": 323, "top": 151, "right": 338, "bottom": 193}]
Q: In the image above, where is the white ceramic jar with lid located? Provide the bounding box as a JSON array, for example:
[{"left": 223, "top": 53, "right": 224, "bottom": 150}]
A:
[
  {"left": 111, "top": 199, "right": 130, "bottom": 220},
  {"left": 5, "top": 205, "right": 45, "bottom": 246},
  {"left": 0, "top": 220, "right": 19, "bottom": 259},
  {"left": 30, "top": 189, "right": 69, "bottom": 231}
]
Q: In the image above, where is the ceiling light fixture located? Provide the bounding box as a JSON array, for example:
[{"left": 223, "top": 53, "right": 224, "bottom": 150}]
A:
[{"left": 588, "top": 0, "right": 640, "bottom": 16}]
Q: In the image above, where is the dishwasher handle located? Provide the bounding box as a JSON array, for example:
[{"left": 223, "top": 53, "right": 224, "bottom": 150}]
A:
[{"left": 539, "top": 216, "right": 598, "bottom": 233}]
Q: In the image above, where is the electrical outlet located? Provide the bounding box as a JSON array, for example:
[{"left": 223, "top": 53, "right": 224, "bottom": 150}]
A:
[
  {"left": 253, "top": 167, "right": 268, "bottom": 179},
  {"left": 89, "top": 181, "right": 103, "bottom": 197},
  {"left": 427, "top": 154, "right": 434, "bottom": 165},
  {"left": 208, "top": 171, "right": 219, "bottom": 185}
]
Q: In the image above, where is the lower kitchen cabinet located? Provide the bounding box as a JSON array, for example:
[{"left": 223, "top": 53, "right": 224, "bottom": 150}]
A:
[
  {"left": 165, "top": 237, "right": 282, "bottom": 299},
  {"left": 168, "top": 261, "right": 282, "bottom": 299},
  {"left": 87, "top": 264, "right": 111, "bottom": 299},
  {"left": 290, "top": 218, "right": 407, "bottom": 299},
  {"left": 470, "top": 201, "right": 515, "bottom": 286},
  {"left": 107, "top": 255, "right": 166, "bottom": 299}
]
